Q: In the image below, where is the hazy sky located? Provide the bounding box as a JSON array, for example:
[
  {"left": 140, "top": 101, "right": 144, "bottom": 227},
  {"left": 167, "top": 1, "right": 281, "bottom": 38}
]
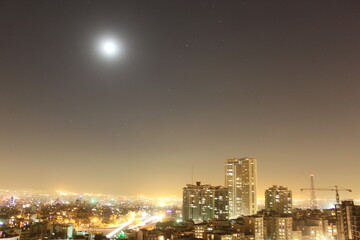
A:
[{"left": 0, "top": 1, "right": 359, "bottom": 199}]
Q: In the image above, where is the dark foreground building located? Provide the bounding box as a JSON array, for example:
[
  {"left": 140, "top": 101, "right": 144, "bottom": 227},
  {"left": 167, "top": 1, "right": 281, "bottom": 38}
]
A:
[{"left": 337, "top": 200, "right": 360, "bottom": 240}]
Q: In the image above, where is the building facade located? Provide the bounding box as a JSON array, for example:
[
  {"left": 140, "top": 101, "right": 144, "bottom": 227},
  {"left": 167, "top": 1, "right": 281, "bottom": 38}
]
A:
[
  {"left": 182, "top": 182, "right": 229, "bottom": 223},
  {"left": 244, "top": 216, "right": 265, "bottom": 240},
  {"left": 336, "top": 200, "right": 360, "bottom": 240},
  {"left": 265, "top": 185, "right": 292, "bottom": 214},
  {"left": 265, "top": 216, "right": 293, "bottom": 240},
  {"left": 225, "top": 157, "right": 257, "bottom": 218}
]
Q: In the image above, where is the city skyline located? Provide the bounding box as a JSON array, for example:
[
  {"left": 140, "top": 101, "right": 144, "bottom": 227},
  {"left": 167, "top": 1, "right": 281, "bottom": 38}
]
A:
[
  {"left": 0, "top": 168, "right": 355, "bottom": 204},
  {"left": 1, "top": 1, "right": 360, "bottom": 197}
]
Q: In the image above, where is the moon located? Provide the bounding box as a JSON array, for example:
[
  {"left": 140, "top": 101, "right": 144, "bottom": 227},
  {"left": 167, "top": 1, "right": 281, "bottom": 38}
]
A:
[{"left": 97, "top": 37, "right": 121, "bottom": 58}]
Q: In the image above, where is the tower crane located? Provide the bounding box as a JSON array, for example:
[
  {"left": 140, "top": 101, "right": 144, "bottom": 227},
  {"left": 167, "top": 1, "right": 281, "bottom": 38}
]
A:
[{"left": 300, "top": 185, "right": 352, "bottom": 204}]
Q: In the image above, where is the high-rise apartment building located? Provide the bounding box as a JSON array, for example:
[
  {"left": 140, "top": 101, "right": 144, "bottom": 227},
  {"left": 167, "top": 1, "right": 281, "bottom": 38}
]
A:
[
  {"left": 265, "top": 185, "right": 292, "bottom": 214},
  {"left": 182, "top": 182, "right": 229, "bottom": 223},
  {"left": 336, "top": 200, "right": 360, "bottom": 240},
  {"left": 225, "top": 157, "right": 257, "bottom": 218}
]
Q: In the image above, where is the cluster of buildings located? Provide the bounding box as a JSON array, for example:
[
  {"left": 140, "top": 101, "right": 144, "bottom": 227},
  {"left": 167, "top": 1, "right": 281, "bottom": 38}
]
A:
[
  {"left": 182, "top": 157, "right": 258, "bottom": 223},
  {"left": 0, "top": 157, "right": 359, "bottom": 240},
  {"left": 181, "top": 157, "right": 360, "bottom": 240},
  {"left": 0, "top": 195, "right": 179, "bottom": 240}
]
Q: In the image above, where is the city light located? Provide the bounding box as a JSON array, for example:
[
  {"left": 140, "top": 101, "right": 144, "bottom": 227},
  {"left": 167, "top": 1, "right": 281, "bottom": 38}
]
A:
[{"left": 106, "top": 220, "right": 134, "bottom": 239}]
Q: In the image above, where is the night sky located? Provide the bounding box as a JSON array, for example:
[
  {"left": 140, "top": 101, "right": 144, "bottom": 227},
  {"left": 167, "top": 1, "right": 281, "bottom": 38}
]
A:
[{"left": 1, "top": 1, "right": 360, "bottom": 198}]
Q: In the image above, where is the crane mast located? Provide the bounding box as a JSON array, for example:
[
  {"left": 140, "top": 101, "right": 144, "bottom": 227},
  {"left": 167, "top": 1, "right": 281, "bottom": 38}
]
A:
[{"left": 310, "top": 174, "right": 317, "bottom": 209}]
